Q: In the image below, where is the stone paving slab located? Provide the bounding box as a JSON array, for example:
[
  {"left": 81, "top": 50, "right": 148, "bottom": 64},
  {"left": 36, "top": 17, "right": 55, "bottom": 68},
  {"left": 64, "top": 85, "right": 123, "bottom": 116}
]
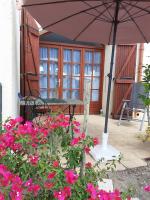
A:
[{"left": 75, "top": 115, "right": 150, "bottom": 169}]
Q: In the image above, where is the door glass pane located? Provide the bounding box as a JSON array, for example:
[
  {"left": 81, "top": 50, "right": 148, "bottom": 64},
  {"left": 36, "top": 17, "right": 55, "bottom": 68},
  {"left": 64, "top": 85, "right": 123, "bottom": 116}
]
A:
[
  {"left": 50, "top": 48, "right": 58, "bottom": 61},
  {"left": 85, "top": 51, "right": 92, "bottom": 63},
  {"left": 50, "top": 63, "right": 58, "bottom": 75},
  {"left": 63, "top": 77, "right": 71, "bottom": 89},
  {"left": 84, "top": 65, "right": 92, "bottom": 76},
  {"left": 64, "top": 49, "right": 71, "bottom": 62},
  {"left": 50, "top": 90, "right": 58, "bottom": 98},
  {"left": 72, "top": 77, "right": 80, "bottom": 89},
  {"left": 40, "top": 48, "right": 48, "bottom": 60},
  {"left": 40, "top": 62, "right": 47, "bottom": 74},
  {"left": 72, "top": 90, "right": 79, "bottom": 99},
  {"left": 73, "top": 64, "right": 80, "bottom": 76},
  {"left": 93, "top": 66, "right": 100, "bottom": 76},
  {"left": 73, "top": 50, "right": 80, "bottom": 62},
  {"left": 40, "top": 75, "right": 47, "bottom": 88},
  {"left": 50, "top": 75, "right": 58, "bottom": 89},
  {"left": 92, "top": 90, "right": 99, "bottom": 101},
  {"left": 92, "top": 77, "right": 100, "bottom": 89},
  {"left": 40, "top": 90, "right": 47, "bottom": 99},
  {"left": 63, "top": 64, "right": 71, "bottom": 75},
  {"left": 94, "top": 52, "right": 101, "bottom": 64},
  {"left": 63, "top": 90, "right": 70, "bottom": 99},
  {"left": 84, "top": 77, "right": 91, "bottom": 84}
]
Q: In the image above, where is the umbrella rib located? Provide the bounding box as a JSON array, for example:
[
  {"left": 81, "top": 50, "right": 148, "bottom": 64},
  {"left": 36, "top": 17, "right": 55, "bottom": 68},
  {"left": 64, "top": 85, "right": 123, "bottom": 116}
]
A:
[
  {"left": 85, "top": 12, "right": 112, "bottom": 22},
  {"left": 83, "top": 1, "right": 112, "bottom": 21},
  {"left": 120, "top": 2, "right": 148, "bottom": 43},
  {"left": 119, "top": 1, "right": 138, "bottom": 21},
  {"left": 73, "top": 3, "right": 113, "bottom": 41},
  {"left": 120, "top": 3, "right": 150, "bottom": 22},
  {"left": 22, "top": 0, "right": 101, "bottom": 7},
  {"left": 42, "top": 1, "right": 113, "bottom": 30},
  {"left": 101, "top": 0, "right": 114, "bottom": 20},
  {"left": 124, "top": 1, "right": 150, "bottom": 15},
  {"left": 122, "top": 11, "right": 150, "bottom": 23}
]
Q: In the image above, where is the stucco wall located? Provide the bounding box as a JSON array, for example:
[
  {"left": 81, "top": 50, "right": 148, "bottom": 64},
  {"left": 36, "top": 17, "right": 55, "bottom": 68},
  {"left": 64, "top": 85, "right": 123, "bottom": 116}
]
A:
[
  {"left": 0, "top": 0, "right": 20, "bottom": 121},
  {"left": 102, "top": 45, "right": 116, "bottom": 116}
]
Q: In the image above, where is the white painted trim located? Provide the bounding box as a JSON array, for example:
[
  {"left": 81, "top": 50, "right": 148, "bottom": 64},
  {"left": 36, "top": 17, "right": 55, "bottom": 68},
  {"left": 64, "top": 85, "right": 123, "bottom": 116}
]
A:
[{"left": 0, "top": 0, "right": 20, "bottom": 121}]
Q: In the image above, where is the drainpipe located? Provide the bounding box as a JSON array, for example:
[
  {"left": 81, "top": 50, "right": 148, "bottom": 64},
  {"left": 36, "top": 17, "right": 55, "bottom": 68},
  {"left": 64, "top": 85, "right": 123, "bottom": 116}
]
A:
[{"left": 138, "top": 43, "right": 144, "bottom": 82}]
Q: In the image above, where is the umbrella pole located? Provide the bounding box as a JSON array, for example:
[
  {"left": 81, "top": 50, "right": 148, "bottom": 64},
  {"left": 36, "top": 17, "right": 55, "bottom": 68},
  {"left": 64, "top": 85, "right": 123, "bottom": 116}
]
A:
[
  {"left": 103, "top": 0, "right": 120, "bottom": 147},
  {"left": 91, "top": 0, "right": 120, "bottom": 160}
]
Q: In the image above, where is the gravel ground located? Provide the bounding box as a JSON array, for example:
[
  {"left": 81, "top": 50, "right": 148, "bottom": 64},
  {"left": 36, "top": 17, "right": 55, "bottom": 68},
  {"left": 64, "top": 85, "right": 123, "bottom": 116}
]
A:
[{"left": 108, "top": 161, "right": 150, "bottom": 200}]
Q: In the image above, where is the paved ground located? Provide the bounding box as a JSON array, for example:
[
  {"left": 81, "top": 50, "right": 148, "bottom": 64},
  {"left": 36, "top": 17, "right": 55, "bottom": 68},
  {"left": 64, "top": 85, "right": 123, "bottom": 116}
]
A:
[
  {"left": 75, "top": 115, "right": 150, "bottom": 170},
  {"left": 75, "top": 115, "right": 150, "bottom": 199}
]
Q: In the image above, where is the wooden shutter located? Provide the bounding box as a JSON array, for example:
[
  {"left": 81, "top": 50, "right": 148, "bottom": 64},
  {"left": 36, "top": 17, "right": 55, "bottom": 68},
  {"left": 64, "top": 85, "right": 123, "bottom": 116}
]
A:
[
  {"left": 20, "top": 8, "right": 39, "bottom": 96},
  {"left": 112, "top": 45, "right": 137, "bottom": 119}
]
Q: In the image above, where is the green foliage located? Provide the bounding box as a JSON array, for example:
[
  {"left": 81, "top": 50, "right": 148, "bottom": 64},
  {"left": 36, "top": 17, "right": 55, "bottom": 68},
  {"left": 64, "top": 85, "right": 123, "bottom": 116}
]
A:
[{"left": 139, "top": 65, "right": 150, "bottom": 127}]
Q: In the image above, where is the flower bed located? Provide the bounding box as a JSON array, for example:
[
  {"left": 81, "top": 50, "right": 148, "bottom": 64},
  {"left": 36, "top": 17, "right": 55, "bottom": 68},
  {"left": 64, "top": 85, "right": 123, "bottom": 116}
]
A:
[{"left": 0, "top": 115, "right": 149, "bottom": 199}]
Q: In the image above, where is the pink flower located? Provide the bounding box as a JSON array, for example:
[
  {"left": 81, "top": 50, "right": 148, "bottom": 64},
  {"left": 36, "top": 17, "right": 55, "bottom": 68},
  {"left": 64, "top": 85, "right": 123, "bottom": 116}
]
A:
[
  {"left": 73, "top": 128, "right": 80, "bottom": 134},
  {"left": 81, "top": 133, "right": 86, "bottom": 139},
  {"left": 53, "top": 161, "right": 59, "bottom": 167},
  {"left": 0, "top": 192, "right": 4, "bottom": 200},
  {"left": 65, "top": 170, "right": 78, "bottom": 184},
  {"left": 87, "top": 183, "right": 97, "bottom": 199},
  {"left": 24, "top": 178, "right": 32, "bottom": 187},
  {"left": 2, "top": 133, "right": 15, "bottom": 147},
  {"left": 11, "top": 175, "right": 22, "bottom": 186},
  {"left": 144, "top": 185, "right": 150, "bottom": 192},
  {"left": 11, "top": 143, "right": 22, "bottom": 152},
  {"left": 28, "top": 184, "right": 40, "bottom": 196},
  {"left": 44, "top": 182, "right": 54, "bottom": 189},
  {"left": 70, "top": 137, "right": 80, "bottom": 146},
  {"left": 10, "top": 182, "right": 23, "bottom": 200},
  {"left": 84, "top": 146, "right": 90, "bottom": 154},
  {"left": 47, "top": 172, "right": 56, "bottom": 179},
  {"left": 64, "top": 186, "right": 71, "bottom": 197},
  {"left": 29, "top": 155, "right": 39, "bottom": 166},
  {"left": 93, "top": 137, "right": 99, "bottom": 145},
  {"left": 73, "top": 121, "right": 80, "bottom": 127},
  {"left": 15, "top": 116, "right": 23, "bottom": 123},
  {"left": 53, "top": 190, "right": 66, "bottom": 200},
  {"left": 85, "top": 162, "right": 92, "bottom": 168}
]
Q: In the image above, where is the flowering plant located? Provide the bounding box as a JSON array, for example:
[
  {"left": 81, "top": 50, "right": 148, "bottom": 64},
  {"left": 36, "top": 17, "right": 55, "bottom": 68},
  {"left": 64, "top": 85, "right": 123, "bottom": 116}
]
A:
[{"left": 0, "top": 115, "right": 133, "bottom": 199}]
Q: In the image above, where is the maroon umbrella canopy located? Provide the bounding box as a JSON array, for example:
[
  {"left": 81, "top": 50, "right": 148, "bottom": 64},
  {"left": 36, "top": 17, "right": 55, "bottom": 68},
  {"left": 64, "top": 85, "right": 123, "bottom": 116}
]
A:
[
  {"left": 22, "top": 0, "right": 150, "bottom": 137},
  {"left": 23, "top": 0, "right": 150, "bottom": 44}
]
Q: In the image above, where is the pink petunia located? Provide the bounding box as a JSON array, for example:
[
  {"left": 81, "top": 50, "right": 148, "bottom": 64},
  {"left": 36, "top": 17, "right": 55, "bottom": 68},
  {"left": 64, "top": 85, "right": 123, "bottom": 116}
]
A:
[
  {"left": 70, "top": 137, "right": 80, "bottom": 146},
  {"left": 65, "top": 170, "right": 78, "bottom": 184},
  {"left": 84, "top": 146, "right": 90, "bottom": 154},
  {"left": 29, "top": 155, "right": 39, "bottom": 166},
  {"left": 144, "top": 185, "right": 150, "bottom": 192},
  {"left": 53, "top": 161, "right": 59, "bottom": 168},
  {"left": 93, "top": 137, "right": 99, "bottom": 145},
  {"left": 24, "top": 178, "right": 33, "bottom": 187},
  {"left": 47, "top": 172, "right": 56, "bottom": 179}
]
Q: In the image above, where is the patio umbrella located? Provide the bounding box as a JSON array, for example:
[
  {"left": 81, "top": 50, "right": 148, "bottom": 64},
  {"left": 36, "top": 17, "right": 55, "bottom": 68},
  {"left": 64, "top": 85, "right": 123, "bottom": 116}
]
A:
[{"left": 22, "top": 0, "right": 150, "bottom": 160}]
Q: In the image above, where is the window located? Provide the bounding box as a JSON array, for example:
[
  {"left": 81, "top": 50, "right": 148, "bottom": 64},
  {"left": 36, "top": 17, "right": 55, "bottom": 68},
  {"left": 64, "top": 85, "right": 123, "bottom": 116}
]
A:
[
  {"left": 63, "top": 49, "right": 81, "bottom": 100},
  {"left": 84, "top": 51, "right": 101, "bottom": 101},
  {"left": 40, "top": 47, "right": 59, "bottom": 98},
  {"left": 39, "top": 45, "right": 102, "bottom": 103}
]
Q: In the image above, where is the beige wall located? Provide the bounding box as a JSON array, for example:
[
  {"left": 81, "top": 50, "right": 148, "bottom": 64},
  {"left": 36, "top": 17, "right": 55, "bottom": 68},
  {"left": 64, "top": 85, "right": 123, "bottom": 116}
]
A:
[
  {"left": 102, "top": 45, "right": 116, "bottom": 116},
  {"left": 0, "top": 0, "right": 20, "bottom": 121}
]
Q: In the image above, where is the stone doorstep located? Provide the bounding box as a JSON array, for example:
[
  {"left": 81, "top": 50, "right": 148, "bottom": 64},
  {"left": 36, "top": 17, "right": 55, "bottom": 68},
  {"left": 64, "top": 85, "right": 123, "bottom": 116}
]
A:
[{"left": 98, "top": 179, "right": 139, "bottom": 200}]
